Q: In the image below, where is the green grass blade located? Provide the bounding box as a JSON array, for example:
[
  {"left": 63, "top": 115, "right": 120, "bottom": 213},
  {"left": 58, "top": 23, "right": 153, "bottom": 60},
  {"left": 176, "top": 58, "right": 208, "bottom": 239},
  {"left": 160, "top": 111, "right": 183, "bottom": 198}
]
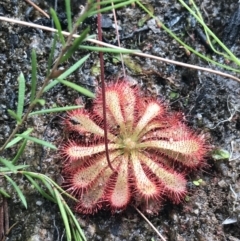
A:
[
  {"left": 60, "top": 27, "right": 90, "bottom": 63},
  {"left": 65, "top": 0, "right": 72, "bottom": 32},
  {"left": 50, "top": 8, "right": 65, "bottom": 45},
  {"left": 20, "top": 172, "right": 55, "bottom": 197},
  {"left": 43, "top": 80, "right": 58, "bottom": 93},
  {"left": 11, "top": 139, "right": 27, "bottom": 165},
  {"left": 20, "top": 172, "right": 84, "bottom": 240},
  {"left": 91, "top": 0, "right": 135, "bottom": 15},
  {"left": 79, "top": 45, "right": 140, "bottom": 53},
  {"left": 57, "top": 79, "right": 95, "bottom": 98},
  {"left": 71, "top": 228, "right": 78, "bottom": 241},
  {"left": 64, "top": 203, "right": 87, "bottom": 241},
  {"left": 75, "top": 230, "right": 83, "bottom": 241},
  {"left": 178, "top": 0, "right": 240, "bottom": 66},
  {"left": 0, "top": 157, "right": 18, "bottom": 172},
  {"left": 43, "top": 177, "right": 78, "bottom": 202},
  {"left": 17, "top": 72, "right": 26, "bottom": 122},
  {"left": 40, "top": 178, "right": 55, "bottom": 197},
  {"left": 5, "top": 128, "right": 33, "bottom": 149},
  {"left": 0, "top": 188, "right": 10, "bottom": 198},
  {"left": 53, "top": 188, "right": 72, "bottom": 241},
  {"left": 71, "top": 226, "right": 84, "bottom": 241},
  {"left": 97, "top": 0, "right": 133, "bottom": 5},
  {"left": 33, "top": 99, "right": 46, "bottom": 106},
  {"left": 24, "top": 174, "right": 55, "bottom": 203},
  {"left": 44, "top": 54, "right": 90, "bottom": 92},
  {"left": 47, "top": 33, "right": 58, "bottom": 75},
  {"left": 0, "top": 165, "right": 29, "bottom": 172},
  {"left": 136, "top": 0, "right": 240, "bottom": 73},
  {"left": 4, "top": 175, "right": 27, "bottom": 208},
  {"left": 7, "top": 109, "right": 22, "bottom": 123},
  {"left": 16, "top": 134, "right": 57, "bottom": 150},
  {"left": 85, "top": 34, "right": 96, "bottom": 39},
  {"left": 29, "top": 105, "right": 82, "bottom": 116},
  {"left": 30, "top": 49, "right": 37, "bottom": 103},
  {"left": 58, "top": 54, "right": 90, "bottom": 79}
]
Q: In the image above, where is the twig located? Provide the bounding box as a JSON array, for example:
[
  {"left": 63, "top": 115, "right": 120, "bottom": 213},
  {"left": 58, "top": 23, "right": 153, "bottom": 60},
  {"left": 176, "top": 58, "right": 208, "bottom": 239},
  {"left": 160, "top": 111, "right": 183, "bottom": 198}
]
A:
[
  {"left": 25, "top": 0, "right": 50, "bottom": 19},
  {"left": 229, "top": 184, "right": 238, "bottom": 200},
  {"left": 135, "top": 207, "right": 167, "bottom": 241},
  {"left": 53, "top": 216, "right": 60, "bottom": 241},
  {"left": 0, "top": 17, "right": 239, "bottom": 83},
  {"left": 2, "top": 222, "right": 18, "bottom": 241},
  {"left": 229, "top": 141, "right": 240, "bottom": 161}
]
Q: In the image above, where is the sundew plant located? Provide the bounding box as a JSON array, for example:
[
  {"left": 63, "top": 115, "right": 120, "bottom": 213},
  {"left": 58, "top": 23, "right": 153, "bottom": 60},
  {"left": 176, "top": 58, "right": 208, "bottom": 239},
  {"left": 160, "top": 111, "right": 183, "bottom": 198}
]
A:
[
  {"left": 0, "top": 1, "right": 138, "bottom": 240},
  {"left": 0, "top": 0, "right": 239, "bottom": 240}
]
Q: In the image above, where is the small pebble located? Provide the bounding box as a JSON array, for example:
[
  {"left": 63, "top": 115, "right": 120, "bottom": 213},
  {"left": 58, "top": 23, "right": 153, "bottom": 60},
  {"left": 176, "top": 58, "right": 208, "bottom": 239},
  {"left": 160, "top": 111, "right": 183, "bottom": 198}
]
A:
[
  {"left": 36, "top": 201, "right": 43, "bottom": 206},
  {"left": 218, "top": 179, "right": 228, "bottom": 188}
]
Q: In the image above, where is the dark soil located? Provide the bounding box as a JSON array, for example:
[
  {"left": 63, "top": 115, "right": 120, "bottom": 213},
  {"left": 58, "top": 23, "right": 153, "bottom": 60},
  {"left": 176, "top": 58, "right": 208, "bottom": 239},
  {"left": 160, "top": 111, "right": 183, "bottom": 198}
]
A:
[{"left": 0, "top": 0, "right": 240, "bottom": 240}]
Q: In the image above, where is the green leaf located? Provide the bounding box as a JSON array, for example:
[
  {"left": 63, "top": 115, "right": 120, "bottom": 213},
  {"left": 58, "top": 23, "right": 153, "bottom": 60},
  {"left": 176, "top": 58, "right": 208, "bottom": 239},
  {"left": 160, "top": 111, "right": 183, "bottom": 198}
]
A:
[
  {"left": 0, "top": 157, "right": 18, "bottom": 173},
  {"left": 57, "top": 79, "right": 95, "bottom": 98},
  {"left": 0, "top": 188, "right": 11, "bottom": 198},
  {"left": 4, "top": 175, "right": 27, "bottom": 208},
  {"left": 212, "top": 149, "right": 230, "bottom": 160},
  {"left": 193, "top": 179, "right": 203, "bottom": 186},
  {"left": 30, "top": 49, "right": 37, "bottom": 103},
  {"left": 74, "top": 230, "right": 83, "bottom": 241},
  {"left": 65, "top": 0, "right": 72, "bottom": 32},
  {"left": 60, "top": 27, "right": 90, "bottom": 63},
  {"left": 24, "top": 174, "right": 55, "bottom": 203},
  {"left": 0, "top": 165, "right": 29, "bottom": 172},
  {"left": 137, "top": 3, "right": 153, "bottom": 27},
  {"left": 72, "top": 229, "right": 78, "bottom": 241},
  {"left": 59, "top": 54, "right": 90, "bottom": 80},
  {"left": 64, "top": 202, "right": 87, "bottom": 241},
  {"left": 16, "top": 134, "right": 57, "bottom": 150},
  {"left": 19, "top": 171, "right": 86, "bottom": 240},
  {"left": 5, "top": 128, "right": 33, "bottom": 149},
  {"left": 185, "top": 195, "right": 190, "bottom": 202},
  {"left": 44, "top": 54, "right": 90, "bottom": 92},
  {"left": 11, "top": 139, "right": 28, "bottom": 165},
  {"left": 50, "top": 8, "right": 65, "bottom": 45},
  {"left": 7, "top": 109, "right": 21, "bottom": 123},
  {"left": 177, "top": 0, "right": 240, "bottom": 67},
  {"left": 33, "top": 99, "right": 46, "bottom": 106},
  {"left": 79, "top": 45, "right": 140, "bottom": 53},
  {"left": 47, "top": 33, "right": 58, "bottom": 75},
  {"left": 53, "top": 188, "right": 72, "bottom": 241},
  {"left": 91, "top": 0, "right": 136, "bottom": 16},
  {"left": 22, "top": 171, "right": 55, "bottom": 197},
  {"left": 41, "top": 178, "right": 55, "bottom": 197},
  {"left": 29, "top": 105, "right": 82, "bottom": 116},
  {"left": 17, "top": 72, "right": 26, "bottom": 122},
  {"left": 169, "top": 91, "right": 179, "bottom": 99},
  {"left": 43, "top": 80, "right": 57, "bottom": 93},
  {"left": 136, "top": 0, "right": 240, "bottom": 73}
]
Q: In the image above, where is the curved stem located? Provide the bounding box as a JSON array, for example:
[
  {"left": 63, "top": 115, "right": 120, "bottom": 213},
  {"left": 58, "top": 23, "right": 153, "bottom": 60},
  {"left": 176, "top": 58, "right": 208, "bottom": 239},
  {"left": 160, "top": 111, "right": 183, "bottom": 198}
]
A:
[{"left": 97, "top": 0, "right": 114, "bottom": 171}]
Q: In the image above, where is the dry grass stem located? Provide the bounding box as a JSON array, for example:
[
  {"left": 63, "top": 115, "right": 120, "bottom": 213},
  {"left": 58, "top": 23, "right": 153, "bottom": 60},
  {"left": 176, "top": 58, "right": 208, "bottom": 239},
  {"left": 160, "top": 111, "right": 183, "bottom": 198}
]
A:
[
  {"left": 135, "top": 207, "right": 167, "bottom": 241},
  {"left": 25, "top": 0, "right": 50, "bottom": 19},
  {"left": 0, "top": 16, "right": 239, "bottom": 83}
]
